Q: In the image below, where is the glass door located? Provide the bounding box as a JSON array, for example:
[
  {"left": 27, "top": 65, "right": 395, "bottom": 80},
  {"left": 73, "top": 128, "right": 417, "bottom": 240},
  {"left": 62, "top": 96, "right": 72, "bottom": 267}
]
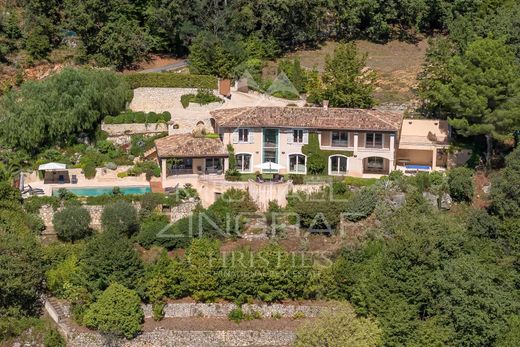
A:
[{"left": 262, "top": 129, "right": 279, "bottom": 172}]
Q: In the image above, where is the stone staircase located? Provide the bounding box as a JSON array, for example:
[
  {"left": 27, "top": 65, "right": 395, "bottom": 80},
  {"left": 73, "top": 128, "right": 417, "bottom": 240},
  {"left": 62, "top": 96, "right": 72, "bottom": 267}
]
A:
[
  {"left": 45, "top": 297, "right": 68, "bottom": 322},
  {"left": 144, "top": 147, "right": 157, "bottom": 159}
]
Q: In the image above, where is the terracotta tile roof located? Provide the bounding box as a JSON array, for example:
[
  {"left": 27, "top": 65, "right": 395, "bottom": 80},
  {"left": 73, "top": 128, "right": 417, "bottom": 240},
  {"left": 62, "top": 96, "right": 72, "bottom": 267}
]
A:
[
  {"left": 155, "top": 134, "right": 227, "bottom": 158},
  {"left": 210, "top": 106, "right": 403, "bottom": 132}
]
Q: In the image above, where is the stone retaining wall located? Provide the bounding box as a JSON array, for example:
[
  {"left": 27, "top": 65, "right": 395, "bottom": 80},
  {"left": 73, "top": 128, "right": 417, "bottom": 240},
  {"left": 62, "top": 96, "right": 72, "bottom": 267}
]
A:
[
  {"left": 101, "top": 123, "right": 168, "bottom": 136},
  {"left": 58, "top": 301, "right": 326, "bottom": 321},
  {"left": 40, "top": 204, "right": 111, "bottom": 230},
  {"left": 68, "top": 330, "right": 295, "bottom": 347},
  {"left": 142, "top": 302, "right": 325, "bottom": 319},
  {"left": 170, "top": 201, "right": 198, "bottom": 222},
  {"left": 40, "top": 201, "right": 197, "bottom": 231}
]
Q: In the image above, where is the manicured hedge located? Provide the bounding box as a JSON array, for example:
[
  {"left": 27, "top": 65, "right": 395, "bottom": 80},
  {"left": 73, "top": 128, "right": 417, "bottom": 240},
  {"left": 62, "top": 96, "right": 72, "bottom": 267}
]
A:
[
  {"left": 104, "top": 111, "right": 171, "bottom": 124},
  {"left": 125, "top": 73, "right": 218, "bottom": 89}
]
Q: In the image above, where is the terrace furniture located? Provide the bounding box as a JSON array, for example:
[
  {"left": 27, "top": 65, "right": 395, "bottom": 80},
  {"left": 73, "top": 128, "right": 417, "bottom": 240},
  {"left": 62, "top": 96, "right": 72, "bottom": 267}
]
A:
[
  {"left": 196, "top": 166, "right": 203, "bottom": 175},
  {"left": 256, "top": 175, "right": 265, "bottom": 183},
  {"left": 24, "top": 185, "right": 45, "bottom": 196},
  {"left": 271, "top": 174, "right": 285, "bottom": 183},
  {"left": 71, "top": 175, "right": 78, "bottom": 184},
  {"left": 164, "top": 184, "right": 180, "bottom": 194}
]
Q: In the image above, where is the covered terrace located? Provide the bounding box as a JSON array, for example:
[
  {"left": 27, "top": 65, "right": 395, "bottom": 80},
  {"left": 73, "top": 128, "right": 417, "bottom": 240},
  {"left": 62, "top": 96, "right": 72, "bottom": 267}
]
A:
[
  {"left": 396, "top": 119, "right": 450, "bottom": 173},
  {"left": 154, "top": 133, "right": 228, "bottom": 184}
]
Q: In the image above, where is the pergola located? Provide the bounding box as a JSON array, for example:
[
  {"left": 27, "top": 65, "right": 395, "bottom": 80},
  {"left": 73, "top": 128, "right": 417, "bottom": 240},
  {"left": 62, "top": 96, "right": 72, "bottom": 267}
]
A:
[{"left": 38, "top": 162, "right": 70, "bottom": 184}]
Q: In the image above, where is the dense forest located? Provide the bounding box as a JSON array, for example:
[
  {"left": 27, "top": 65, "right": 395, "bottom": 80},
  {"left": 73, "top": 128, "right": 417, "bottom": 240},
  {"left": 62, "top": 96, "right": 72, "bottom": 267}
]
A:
[{"left": 1, "top": 0, "right": 519, "bottom": 70}]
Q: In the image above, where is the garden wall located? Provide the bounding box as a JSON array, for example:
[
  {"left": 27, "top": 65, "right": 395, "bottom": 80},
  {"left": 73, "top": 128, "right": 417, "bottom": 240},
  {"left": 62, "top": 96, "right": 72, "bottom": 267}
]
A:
[
  {"left": 101, "top": 123, "right": 168, "bottom": 136},
  {"left": 39, "top": 202, "right": 196, "bottom": 231},
  {"left": 68, "top": 330, "right": 295, "bottom": 347},
  {"left": 142, "top": 302, "right": 326, "bottom": 319}
]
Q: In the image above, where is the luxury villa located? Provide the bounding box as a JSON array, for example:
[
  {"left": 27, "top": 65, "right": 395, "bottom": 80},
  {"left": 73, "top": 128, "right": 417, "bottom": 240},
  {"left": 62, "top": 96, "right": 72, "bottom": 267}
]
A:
[
  {"left": 24, "top": 100, "right": 461, "bottom": 209},
  {"left": 153, "top": 105, "right": 452, "bottom": 185}
]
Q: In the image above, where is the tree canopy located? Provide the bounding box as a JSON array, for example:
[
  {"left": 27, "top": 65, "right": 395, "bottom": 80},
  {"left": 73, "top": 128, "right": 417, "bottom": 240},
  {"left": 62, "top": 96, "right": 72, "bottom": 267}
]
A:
[
  {"left": 0, "top": 68, "right": 132, "bottom": 152},
  {"left": 307, "top": 43, "right": 376, "bottom": 108}
]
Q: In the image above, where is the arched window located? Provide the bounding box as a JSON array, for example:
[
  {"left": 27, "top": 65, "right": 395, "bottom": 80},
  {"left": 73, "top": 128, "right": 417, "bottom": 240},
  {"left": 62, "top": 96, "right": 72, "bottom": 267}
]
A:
[
  {"left": 329, "top": 155, "right": 348, "bottom": 176},
  {"left": 367, "top": 157, "right": 384, "bottom": 170},
  {"left": 235, "top": 153, "right": 252, "bottom": 172},
  {"left": 288, "top": 154, "right": 306, "bottom": 174}
]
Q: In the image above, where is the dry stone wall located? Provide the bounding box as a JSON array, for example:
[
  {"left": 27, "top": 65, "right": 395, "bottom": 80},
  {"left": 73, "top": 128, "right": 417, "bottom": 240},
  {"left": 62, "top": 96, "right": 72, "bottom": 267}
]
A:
[
  {"left": 101, "top": 123, "right": 168, "bottom": 136},
  {"left": 39, "top": 204, "right": 110, "bottom": 230},
  {"left": 40, "top": 202, "right": 196, "bottom": 231},
  {"left": 68, "top": 330, "right": 295, "bottom": 347},
  {"left": 142, "top": 302, "right": 325, "bottom": 319}
]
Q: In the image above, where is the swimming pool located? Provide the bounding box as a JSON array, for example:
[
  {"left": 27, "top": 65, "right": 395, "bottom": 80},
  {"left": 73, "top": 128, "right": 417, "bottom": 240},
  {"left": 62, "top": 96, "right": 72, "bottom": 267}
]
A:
[
  {"left": 405, "top": 165, "right": 431, "bottom": 171},
  {"left": 53, "top": 186, "right": 151, "bottom": 197}
]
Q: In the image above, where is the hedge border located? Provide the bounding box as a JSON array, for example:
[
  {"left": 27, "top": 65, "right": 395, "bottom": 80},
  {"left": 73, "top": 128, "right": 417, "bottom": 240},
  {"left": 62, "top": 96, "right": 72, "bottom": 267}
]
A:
[{"left": 125, "top": 73, "right": 218, "bottom": 89}]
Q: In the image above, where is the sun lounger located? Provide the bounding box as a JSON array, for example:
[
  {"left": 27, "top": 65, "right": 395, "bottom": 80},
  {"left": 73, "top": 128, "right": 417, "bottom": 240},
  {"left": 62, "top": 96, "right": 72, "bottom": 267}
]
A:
[{"left": 164, "top": 184, "right": 180, "bottom": 194}]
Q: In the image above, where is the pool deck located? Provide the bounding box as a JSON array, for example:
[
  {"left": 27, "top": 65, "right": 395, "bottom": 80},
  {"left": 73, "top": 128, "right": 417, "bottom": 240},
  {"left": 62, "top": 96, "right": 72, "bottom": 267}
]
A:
[
  {"left": 23, "top": 167, "right": 152, "bottom": 197},
  {"left": 26, "top": 180, "right": 152, "bottom": 197}
]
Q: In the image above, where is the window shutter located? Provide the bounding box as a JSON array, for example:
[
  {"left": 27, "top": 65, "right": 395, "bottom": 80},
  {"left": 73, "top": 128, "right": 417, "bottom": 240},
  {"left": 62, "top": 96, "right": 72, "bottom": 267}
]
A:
[
  {"left": 303, "top": 130, "right": 309, "bottom": 144},
  {"left": 287, "top": 130, "right": 293, "bottom": 144},
  {"left": 232, "top": 130, "right": 238, "bottom": 144},
  {"left": 248, "top": 129, "right": 254, "bottom": 143}
]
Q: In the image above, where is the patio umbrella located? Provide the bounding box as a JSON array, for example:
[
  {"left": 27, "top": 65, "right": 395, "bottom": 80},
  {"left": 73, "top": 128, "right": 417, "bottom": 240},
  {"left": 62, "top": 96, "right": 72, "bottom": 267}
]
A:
[
  {"left": 38, "top": 162, "right": 67, "bottom": 171},
  {"left": 254, "top": 162, "right": 285, "bottom": 171}
]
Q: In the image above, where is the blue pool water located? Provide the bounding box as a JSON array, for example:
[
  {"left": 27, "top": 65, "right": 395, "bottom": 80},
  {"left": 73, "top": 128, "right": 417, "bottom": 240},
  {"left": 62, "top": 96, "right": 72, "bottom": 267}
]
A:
[
  {"left": 53, "top": 186, "right": 151, "bottom": 197},
  {"left": 406, "top": 165, "right": 431, "bottom": 170}
]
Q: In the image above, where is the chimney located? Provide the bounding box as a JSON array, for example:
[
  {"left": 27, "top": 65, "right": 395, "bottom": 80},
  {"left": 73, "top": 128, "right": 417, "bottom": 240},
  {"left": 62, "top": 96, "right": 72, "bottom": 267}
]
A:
[
  {"left": 323, "top": 100, "right": 329, "bottom": 110},
  {"left": 218, "top": 78, "right": 231, "bottom": 98}
]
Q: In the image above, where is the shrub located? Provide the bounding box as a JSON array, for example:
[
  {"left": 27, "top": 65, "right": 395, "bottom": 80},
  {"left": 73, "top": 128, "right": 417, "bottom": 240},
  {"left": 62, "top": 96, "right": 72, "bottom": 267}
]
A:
[
  {"left": 228, "top": 307, "right": 245, "bottom": 323},
  {"left": 152, "top": 301, "right": 165, "bottom": 321},
  {"left": 43, "top": 327, "right": 66, "bottom": 347},
  {"left": 81, "top": 230, "right": 143, "bottom": 290},
  {"left": 294, "top": 199, "right": 346, "bottom": 231},
  {"left": 83, "top": 283, "right": 143, "bottom": 339},
  {"left": 52, "top": 206, "right": 92, "bottom": 242},
  {"left": 180, "top": 89, "right": 222, "bottom": 108},
  {"left": 127, "top": 161, "right": 161, "bottom": 180},
  {"left": 344, "top": 176, "right": 378, "bottom": 187},
  {"left": 24, "top": 196, "right": 60, "bottom": 213},
  {"left": 45, "top": 255, "right": 80, "bottom": 297},
  {"left": 0, "top": 181, "right": 21, "bottom": 202},
  {"left": 134, "top": 112, "right": 146, "bottom": 123},
  {"left": 185, "top": 238, "right": 222, "bottom": 301},
  {"left": 146, "top": 113, "right": 158, "bottom": 123},
  {"left": 101, "top": 200, "right": 139, "bottom": 235},
  {"left": 105, "top": 110, "right": 172, "bottom": 124},
  {"left": 288, "top": 174, "right": 304, "bottom": 184},
  {"left": 83, "top": 163, "right": 97, "bottom": 179},
  {"left": 294, "top": 302, "right": 382, "bottom": 347},
  {"left": 139, "top": 193, "right": 164, "bottom": 217},
  {"left": 467, "top": 208, "right": 498, "bottom": 238},
  {"left": 104, "top": 162, "right": 117, "bottom": 171},
  {"left": 141, "top": 252, "right": 188, "bottom": 302},
  {"left": 125, "top": 73, "right": 217, "bottom": 89},
  {"left": 344, "top": 186, "right": 378, "bottom": 222},
  {"left": 447, "top": 167, "right": 474, "bottom": 202},
  {"left": 135, "top": 214, "right": 170, "bottom": 249},
  {"left": 225, "top": 168, "right": 240, "bottom": 181}
]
